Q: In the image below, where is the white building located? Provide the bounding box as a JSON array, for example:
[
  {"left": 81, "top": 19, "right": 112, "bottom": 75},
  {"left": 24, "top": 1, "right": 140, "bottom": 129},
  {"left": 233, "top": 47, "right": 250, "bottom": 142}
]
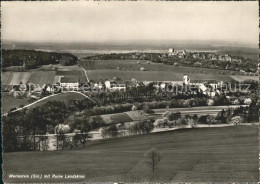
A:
[
  {"left": 60, "top": 82, "right": 79, "bottom": 91},
  {"left": 168, "top": 48, "right": 174, "bottom": 56},
  {"left": 183, "top": 74, "right": 190, "bottom": 85}
]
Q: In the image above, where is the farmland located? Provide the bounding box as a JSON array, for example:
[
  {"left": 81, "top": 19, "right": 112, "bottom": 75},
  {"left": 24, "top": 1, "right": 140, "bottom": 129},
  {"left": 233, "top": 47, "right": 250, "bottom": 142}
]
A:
[
  {"left": 85, "top": 69, "right": 256, "bottom": 82},
  {"left": 79, "top": 60, "right": 258, "bottom": 82},
  {"left": 26, "top": 92, "right": 89, "bottom": 110},
  {"left": 56, "top": 70, "right": 88, "bottom": 83},
  {"left": 1, "top": 71, "right": 56, "bottom": 86},
  {"left": 1, "top": 69, "right": 88, "bottom": 86},
  {"left": 2, "top": 92, "right": 89, "bottom": 114},
  {"left": 79, "top": 59, "right": 236, "bottom": 74},
  {"left": 3, "top": 125, "right": 258, "bottom": 183}
]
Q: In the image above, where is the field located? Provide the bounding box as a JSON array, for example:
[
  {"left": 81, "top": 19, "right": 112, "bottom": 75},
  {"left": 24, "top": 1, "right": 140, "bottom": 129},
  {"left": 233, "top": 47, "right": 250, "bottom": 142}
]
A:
[
  {"left": 85, "top": 69, "right": 255, "bottom": 82},
  {"left": 1, "top": 92, "right": 29, "bottom": 114},
  {"left": 79, "top": 59, "right": 235, "bottom": 74},
  {"left": 1, "top": 71, "right": 55, "bottom": 86},
  {"left": 79, "top": 60, "right": 257, "bottom": 82},
  {"left": 1, "top": 66, "right": 87, "bottom": 86},
  {"left": 56, "top": 70, "right": 88, "bottom": 83},
  {"left": 3, "top": 125, "right": 258, "bottom": 183},
  {"left": 27, "top": 92, "right": 88, "bottom": 109},
  {"left": 2, "top": 92, "right": 89, "bottom": 114}
]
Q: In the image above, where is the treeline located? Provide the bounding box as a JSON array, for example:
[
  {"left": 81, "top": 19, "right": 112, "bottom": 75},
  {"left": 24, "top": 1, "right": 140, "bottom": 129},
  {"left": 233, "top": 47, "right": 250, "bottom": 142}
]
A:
[{"left": 2, "top": 49, "right": 78, "bottom": 69}]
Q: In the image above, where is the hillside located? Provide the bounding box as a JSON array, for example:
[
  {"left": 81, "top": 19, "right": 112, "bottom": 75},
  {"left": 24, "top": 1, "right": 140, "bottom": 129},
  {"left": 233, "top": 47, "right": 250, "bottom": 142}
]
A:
[
  {"left": 3, "top": 125, "right": 258, "bottom": 183},
  {"left": 2, "top": 92, "right": 90, "bottom": 114}
]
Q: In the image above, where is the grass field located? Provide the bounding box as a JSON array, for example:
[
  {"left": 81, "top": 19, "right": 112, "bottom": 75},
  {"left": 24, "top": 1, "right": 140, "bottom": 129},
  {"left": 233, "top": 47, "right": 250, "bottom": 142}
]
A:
[
  {"left": 23, "top": 92, "right": 88, "bottom": 110},
  {"left": 3, "top": 125, "right": 258, "bottom": 183},
  {"left": 2, "top": 92, "right": 89, "bottom": 114},
  {"left": 1, "top": 92, "right": 29, "bottom": 114},
  {"left": 80, "top": 60, "right": 257, "bottom": 82},
  {"left": 86, "top": 69, "right": 250, "bottom": 82},
  {"left": 79, "top": 59, "right": 235, "bottom": 74}
]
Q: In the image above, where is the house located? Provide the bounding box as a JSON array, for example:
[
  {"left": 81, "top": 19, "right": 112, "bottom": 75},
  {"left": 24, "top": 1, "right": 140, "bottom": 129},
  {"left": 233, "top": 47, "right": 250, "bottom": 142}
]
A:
[
  {"left": 190, "top": 79, "right": 221, "bottom": 96},
  {"left": 192, "top": 53, "right": 200, "bottom": 59},
  {"left": 168, "top": 48, "right": 174, "bottom": 56},
  {"left": 60, "top": 82, "right": 79, "bottom": 91}
]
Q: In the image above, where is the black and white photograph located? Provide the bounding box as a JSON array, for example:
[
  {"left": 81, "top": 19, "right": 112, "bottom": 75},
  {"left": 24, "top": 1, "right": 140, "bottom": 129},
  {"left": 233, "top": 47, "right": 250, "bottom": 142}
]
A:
[{"left": 1, "top": 1, "right": 259, "bottom": 183}]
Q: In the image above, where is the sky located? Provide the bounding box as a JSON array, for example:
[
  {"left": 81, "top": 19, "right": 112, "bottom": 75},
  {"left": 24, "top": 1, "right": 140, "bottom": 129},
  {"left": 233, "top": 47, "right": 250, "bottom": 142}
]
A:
[{"left": 1, "top": 1, "right": 258, "bottom": 44}]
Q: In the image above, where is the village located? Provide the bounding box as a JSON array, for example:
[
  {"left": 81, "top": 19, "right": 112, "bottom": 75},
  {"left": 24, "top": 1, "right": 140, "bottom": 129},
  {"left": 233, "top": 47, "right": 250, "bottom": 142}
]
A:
[{"left": 2, "top": 1, "right": 259, "bottom": 183}]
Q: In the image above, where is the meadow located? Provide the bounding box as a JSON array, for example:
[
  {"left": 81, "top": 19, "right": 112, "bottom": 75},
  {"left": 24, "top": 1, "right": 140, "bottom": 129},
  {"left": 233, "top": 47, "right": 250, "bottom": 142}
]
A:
[
  {"left": 2, "top": 92, "right": 88, "bottom": 114},
  {"left": 79, "top": 60, "right": 257, "bottom": 82},
  {"left": 85, "top": 69, "right": 253, "bottom": 82},
  {"left": 2, "top": 92, "right": 29, "bottom": 113},
  {"left": 3, "top": 125, "right": 258, "bottom": 183},
  {"left": 79, "top": 59, "right": 235, "bottom": 74}
]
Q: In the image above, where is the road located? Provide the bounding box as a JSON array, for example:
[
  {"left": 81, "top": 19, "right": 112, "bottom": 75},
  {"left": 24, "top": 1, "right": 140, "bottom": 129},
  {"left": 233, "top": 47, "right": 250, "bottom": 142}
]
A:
[{"left": 152, "top": 105, "right": 248, "bottom": 116}]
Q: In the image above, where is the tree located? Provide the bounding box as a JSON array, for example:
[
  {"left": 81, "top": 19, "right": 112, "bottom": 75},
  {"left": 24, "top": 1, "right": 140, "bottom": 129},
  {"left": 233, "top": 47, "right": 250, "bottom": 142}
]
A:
[
  {"left": 198, "top": 115, "right": 208, "bottom": 124},
  {"left": 142, "top": 103, "right": 152, "bottom": 113},
  {"left": 101, "top": 125, "right": 118, "bottom": 138},
  {"left": 206, "top": 115, "right": 215, "bottom": 127},
  {"left": 215, "top": 109, "right": 227, "bottom": 124},
  {"left": 144, "top": 147, "right": 161, "bottom": 173},
  {"left": 154, "top": 118, "right": 169, "bottom": 128},
  {"left": 192, "top": 114, "right": 198, "bottom": 123},
  {"left": 73, "top": 132, "right": 92, "bottom": 148},
  {"left": 56, "top": 131, "right": 67, "bottom": 150},
  {"left": 2, "top": 115, "right": 19, "bottom": 152},
  {"left": 165, "top": 111, "right": 181, "bottom": 127}
]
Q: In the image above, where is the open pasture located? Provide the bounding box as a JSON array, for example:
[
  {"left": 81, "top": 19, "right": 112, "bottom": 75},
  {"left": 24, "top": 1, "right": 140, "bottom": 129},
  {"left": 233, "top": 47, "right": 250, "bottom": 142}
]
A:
[
  {"left": 3, "top": 125, "right": 258, "bottom": 183},
  {"left": 80, "top": 59, "right": 241, "bottom": 75},
  {"left": 86, "top": 69, "right": 241, "bottom": 82},
  {"left": 24, "top": 92, "right": 88, "bottom": 110},
  {"left": 2, "top": 92, "right": 89, "bottom": 114},
  {"left": 80, "top": 60, "right": 257, "bottom": 82}
]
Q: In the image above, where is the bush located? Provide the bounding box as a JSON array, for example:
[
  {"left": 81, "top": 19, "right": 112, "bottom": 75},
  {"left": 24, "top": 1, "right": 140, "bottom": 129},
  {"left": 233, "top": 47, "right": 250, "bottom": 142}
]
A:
[
  {"left": 129, "top": 120, "right": 154, "bottom": 134},
  {"left": 207, "top": 99, "right": 214, "bottom": 106},
  {"left": 13, "top": 91, "right": 21, "bottom": 98},
  {"left": 229, "top": 116, "right": 244, "bottom": 125},
  {"left": 244, "top": 98, "right": 252, "bottom": 105},
  {"left": 101, "top": 125, "right": 118, "bottom": 138},
  {"left": 153, "top": 118, "right": 169, "bottom": 128}
]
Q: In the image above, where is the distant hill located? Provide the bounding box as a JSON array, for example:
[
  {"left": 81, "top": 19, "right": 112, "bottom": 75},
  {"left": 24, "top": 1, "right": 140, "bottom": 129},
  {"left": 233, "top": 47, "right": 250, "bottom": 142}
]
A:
[{"left": 2, "top": 49, "right": 78, "bottom": 69}]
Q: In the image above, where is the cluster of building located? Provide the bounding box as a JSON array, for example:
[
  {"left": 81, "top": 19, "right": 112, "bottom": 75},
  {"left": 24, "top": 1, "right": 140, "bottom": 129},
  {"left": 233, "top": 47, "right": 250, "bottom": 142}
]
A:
[
  {"left": 168, "top": 48, "right": 241, "bottom": 63},
  {"left": 168, "top": 48, "right": 187, "bottom": 58}
]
